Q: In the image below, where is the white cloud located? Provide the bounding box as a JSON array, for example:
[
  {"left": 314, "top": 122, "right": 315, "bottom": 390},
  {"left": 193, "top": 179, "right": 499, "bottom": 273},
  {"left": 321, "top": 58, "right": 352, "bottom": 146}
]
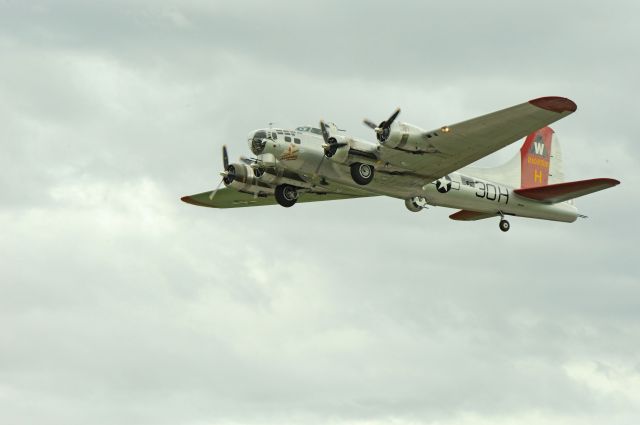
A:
[{"left": 565, "top": 359, "right": 640, "bottom": 404}]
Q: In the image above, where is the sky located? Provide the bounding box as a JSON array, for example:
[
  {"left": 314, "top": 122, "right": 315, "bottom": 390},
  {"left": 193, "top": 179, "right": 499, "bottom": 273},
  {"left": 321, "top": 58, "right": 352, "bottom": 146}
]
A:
[{"left": 1, "top": 1, "right": 639, "bottom": 424}]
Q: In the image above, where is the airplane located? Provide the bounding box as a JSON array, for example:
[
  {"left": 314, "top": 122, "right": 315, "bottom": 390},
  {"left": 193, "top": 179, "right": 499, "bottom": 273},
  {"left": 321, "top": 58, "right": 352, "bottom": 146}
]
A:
[{"left": 181, "top": 96, "right": 620, "bottom": 232}]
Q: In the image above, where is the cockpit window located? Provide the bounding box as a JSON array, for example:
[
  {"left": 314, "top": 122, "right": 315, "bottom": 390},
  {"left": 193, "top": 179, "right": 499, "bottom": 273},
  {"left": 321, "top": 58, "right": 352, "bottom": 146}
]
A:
[
  {"left": 295, "top": 126, "right": 322, "bottom": 135},
  {"left": 254, "top": 130, "right": 266, "bottom": 139}
]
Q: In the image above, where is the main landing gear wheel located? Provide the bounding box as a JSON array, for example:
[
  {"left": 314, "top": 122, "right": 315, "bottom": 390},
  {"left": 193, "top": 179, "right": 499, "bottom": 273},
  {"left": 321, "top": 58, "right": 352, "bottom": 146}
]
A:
[
  {"left": 499, "top": 219, "right": 510, "bottom": 232},
  {"left": 274, "top": 184, "right": 298, "bottom": 208},
  {"left": 350, "top": 162, "right": 374, "bottom": 185}
]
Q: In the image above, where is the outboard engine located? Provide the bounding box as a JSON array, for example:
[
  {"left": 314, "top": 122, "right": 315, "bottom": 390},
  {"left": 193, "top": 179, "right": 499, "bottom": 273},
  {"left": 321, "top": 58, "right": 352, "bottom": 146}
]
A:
[
  {"left": 382, "top": 122, "right": 426, "bottom": 151},
  {"left": 364, "top": 108, "right": 439, "bottom": 153},
  {"left": 224, "top": 163, "right": 260, "bottom": 192}
]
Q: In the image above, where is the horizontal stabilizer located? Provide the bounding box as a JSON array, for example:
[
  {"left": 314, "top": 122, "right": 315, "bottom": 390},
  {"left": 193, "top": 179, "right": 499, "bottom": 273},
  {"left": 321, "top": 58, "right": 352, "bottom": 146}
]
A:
[
  {"left": 449, "top": 210, "right": 497, "bottom": 221},
  {"left": 514, "top": 178, "right": 620, "bottom": 204}
]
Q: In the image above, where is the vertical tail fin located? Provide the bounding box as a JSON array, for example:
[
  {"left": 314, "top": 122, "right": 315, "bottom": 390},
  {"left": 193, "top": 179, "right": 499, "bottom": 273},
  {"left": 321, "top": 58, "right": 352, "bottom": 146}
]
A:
[
  {"left": 548, "top": 130, "right": 564, "bottom": 186},
  {"left": 520, "top": 127, "right": 565, "bottom": 188},
  {"left": 520, "top": 127, "right": 557, "bottom": 188},
  {"left": 464, "top": 126, "right": 564, "bottom": 189}
]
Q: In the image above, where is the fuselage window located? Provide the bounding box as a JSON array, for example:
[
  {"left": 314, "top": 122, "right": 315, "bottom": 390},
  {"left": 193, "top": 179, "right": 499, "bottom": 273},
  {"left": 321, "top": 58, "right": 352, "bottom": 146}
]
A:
[
  {"left": 285, "top": 136, "right": 291, "bottom": 142},
  {"left": 294, "top": 138, "right": 301, "bottom": 144}
]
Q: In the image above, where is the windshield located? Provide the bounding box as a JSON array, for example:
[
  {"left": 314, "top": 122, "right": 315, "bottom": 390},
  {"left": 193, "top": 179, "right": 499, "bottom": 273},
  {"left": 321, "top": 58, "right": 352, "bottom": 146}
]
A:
[{"left": 295, "top": 126, "right": 322, "bottom": 135}]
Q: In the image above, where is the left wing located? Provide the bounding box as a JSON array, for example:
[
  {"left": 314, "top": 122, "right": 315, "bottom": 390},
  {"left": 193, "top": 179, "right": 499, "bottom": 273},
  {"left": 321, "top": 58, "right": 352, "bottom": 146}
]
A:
[
  {"left": 378, "top": 96, "right": 577, "bottom": 180},
  {"left": 181, "top": 187, "right": 375, "bottom": 209}
]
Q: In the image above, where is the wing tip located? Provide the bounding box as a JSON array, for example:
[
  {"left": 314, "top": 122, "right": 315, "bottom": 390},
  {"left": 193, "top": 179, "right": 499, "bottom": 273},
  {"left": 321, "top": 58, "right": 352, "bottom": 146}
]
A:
[
  {"left": 181, "top": 195, "right": 211, "bottom": 207},
  {"left": 529, "top": 96, "right": 577, "bottom": 113},
  {"left": 577, "top": 177, "right": 621, "bottom": 187}
]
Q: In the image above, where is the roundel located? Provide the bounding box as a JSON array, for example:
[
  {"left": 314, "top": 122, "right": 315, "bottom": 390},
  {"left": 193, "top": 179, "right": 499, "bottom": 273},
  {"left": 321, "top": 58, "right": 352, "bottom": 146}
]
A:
[{"left": 435, "top": 175, "right": 452, "bottom": 193}]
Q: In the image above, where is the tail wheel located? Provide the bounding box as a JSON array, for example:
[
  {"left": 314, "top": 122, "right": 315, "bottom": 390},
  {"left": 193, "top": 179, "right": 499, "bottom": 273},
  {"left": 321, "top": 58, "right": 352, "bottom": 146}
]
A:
[
  {"left": 350, "top": 162, "right": 375, "bottom": 185},
  {"left": 499, "top": 219, "right": 510, "bottom": 232},
  {"left": 275, "top": 184, "right": 298, "bottom": 208}
]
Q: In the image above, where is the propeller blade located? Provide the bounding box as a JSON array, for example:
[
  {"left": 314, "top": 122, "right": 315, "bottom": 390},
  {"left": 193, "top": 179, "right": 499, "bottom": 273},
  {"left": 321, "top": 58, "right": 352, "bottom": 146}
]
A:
[
  {"left": 208, "top": 178, "right": 225, "bottom": 200},
  {"left": 363, "top": 108, "right": 401, "bottom": 143},
  {"left": 319, "top": 120, "right": 330, "bottom": 143},
  {"left": 363, "top": 119, "right": 377, "bottom": 130},
  {"left": 222, "top": 145, "right": 229, "bottom": 170},
  {"left": 383, "top": 108, "right": 401, "bottom": 129}
]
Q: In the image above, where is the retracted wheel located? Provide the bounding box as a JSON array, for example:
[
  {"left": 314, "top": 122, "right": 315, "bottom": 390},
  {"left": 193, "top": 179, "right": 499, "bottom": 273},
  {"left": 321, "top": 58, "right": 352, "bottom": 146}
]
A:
[
  {"left": 275, "top": 184, "right": 298, "bottom": 208},
  {"left": 499, "top": 219, "right": 510, "bottom": 232},
  {"left": 350, "top": 162, "right": 374, "bottom": 185}
]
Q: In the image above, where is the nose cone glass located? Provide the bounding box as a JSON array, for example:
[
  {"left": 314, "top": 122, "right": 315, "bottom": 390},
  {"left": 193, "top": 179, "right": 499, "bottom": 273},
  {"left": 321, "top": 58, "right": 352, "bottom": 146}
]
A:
[{"left": 249, "top": 130, "right": 267, "bottom": 155}]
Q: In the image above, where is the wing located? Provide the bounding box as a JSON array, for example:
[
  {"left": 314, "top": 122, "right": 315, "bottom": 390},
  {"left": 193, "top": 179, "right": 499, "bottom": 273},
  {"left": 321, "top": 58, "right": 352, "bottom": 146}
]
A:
[
  {"left": 379, "top": 96, "right": 577, "bottom": 180},
  {"left": 514, "top": 178, "right": 620, "bottom": 204},
  {"left": 181, "top": 185, "right": 376, "bottom": 209}
]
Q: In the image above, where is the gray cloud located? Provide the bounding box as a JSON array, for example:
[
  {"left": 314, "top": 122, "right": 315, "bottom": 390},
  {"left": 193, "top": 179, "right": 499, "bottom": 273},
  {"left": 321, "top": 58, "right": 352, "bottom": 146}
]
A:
[{"left": 1, "top": 1, "right": 638, "bottom": 424}]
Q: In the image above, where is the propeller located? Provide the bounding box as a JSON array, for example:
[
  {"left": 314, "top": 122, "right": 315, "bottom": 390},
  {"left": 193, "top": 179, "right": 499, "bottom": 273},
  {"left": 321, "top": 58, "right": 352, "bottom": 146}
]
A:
[
  {"left": 222, "top": 144, "right": 229, "bottom": 170},
  {"left": 363, "top": 107, "right": 401, "bottom": 143},
  {"left": 210, "top": 145, "right": 235, "bottom": 200},
  {"left": 320, "top": 120, "right": 348, "bottom": 158},
  {"left": 208, "top": 179, "right": 225, "bottom": 200}
]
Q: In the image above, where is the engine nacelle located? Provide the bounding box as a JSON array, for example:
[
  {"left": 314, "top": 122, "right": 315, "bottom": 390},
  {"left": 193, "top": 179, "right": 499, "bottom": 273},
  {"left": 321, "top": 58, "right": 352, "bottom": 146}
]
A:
[
  {"left": 324, "top": 135, "right": 351, "bottom": 163},
  {"left": 382, "top": 122, "right": 427, "bottom": 151},
  {"left": 405, "top": 197, "right": 427, "bottom": 212},
  {"left": 224, "top": 163, "right": 262, "bottom": 192}
]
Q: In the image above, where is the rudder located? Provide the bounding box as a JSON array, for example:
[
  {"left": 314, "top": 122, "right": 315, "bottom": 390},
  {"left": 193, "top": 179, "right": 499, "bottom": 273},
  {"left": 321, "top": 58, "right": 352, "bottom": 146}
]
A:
[
  {"left": 520, "top": 127, "right": 558, "bottom": 188},
  {"left": 463, "top": 126, "right": 565, "bottom": 189}
]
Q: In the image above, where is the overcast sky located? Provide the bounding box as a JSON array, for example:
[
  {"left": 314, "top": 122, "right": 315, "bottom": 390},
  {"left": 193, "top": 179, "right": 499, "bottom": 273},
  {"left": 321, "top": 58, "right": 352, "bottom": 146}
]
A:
[{"left": 1, "top": 1, "right": 639, "bottom": 424}]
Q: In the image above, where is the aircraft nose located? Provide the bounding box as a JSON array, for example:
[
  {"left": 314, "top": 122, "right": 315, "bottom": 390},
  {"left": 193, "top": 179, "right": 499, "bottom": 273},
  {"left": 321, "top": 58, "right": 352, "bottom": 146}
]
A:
[{"left": 249, "top": 129, "right": 267, "bottom": 154}]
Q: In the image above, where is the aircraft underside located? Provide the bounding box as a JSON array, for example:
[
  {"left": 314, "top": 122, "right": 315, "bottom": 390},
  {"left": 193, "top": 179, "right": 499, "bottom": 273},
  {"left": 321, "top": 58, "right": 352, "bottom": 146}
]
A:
[{"left": 182, "top": 96, "right": 619, "bottom": 233}]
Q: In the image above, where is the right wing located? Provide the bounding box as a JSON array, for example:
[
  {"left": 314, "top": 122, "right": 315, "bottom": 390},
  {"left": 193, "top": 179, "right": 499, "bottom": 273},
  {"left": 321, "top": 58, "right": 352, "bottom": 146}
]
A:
[{"left": 378, "top": 97, "right": 577, "bottom": 180}]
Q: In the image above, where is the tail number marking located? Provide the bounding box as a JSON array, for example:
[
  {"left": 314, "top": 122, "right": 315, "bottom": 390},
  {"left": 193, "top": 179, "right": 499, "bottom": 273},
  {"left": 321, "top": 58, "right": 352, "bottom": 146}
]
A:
[{"left": 475, "top": 182, "right": 509, "bottom": 204}]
